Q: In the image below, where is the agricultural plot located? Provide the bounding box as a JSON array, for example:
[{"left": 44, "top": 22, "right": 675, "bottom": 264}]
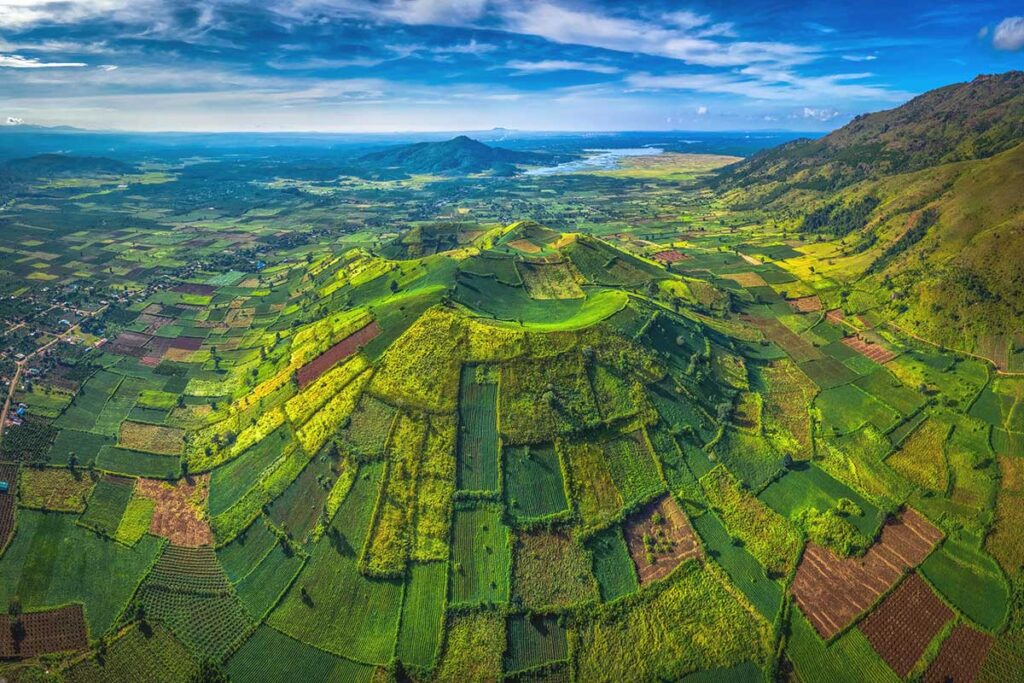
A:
[
  {"left": 46, "top": 429, "right": 114, "bottom": 466},
  {"left": 208, "top": 425, "right": 293, "bottom": 517},
  {"left": 500, "top": 352, "right": 600, "bottom": 445},
  {"left": 117, "top": 421, "right": 185, "bottom": 455},
  {"left": 62, "top": 625, "right": 199, "bottom": 683},
  {"left": 505, "top": 443, "right": 569, "bottom": 521},
  {"left": 920, "top": 535, "right": 1008, "bottom": 630},
  {"left": 434, "top": 610, "right": 506, "bottom": 682},
  {"left": 234, "top": 545, "right": 305, "bottom": 620},
  {"left": 573, "top": 562, "right": 772, "bottom": 682},
  {"left": 450, "top": 507, "right": 511, "bottom": 606},
  {"left": 341, "top": 393, "right": 398, "bottom": 457},
  {"left": 786, "top": 608, "right": 899, "bottom": 683},
  {"left": 858, "top": 573, "right": 953, "bottom": 677},
  {"left": 295, "top": 320, "right": 380, "bottom": 388},
  {"left": 516, "top": 260, "right": 584, "bottom": 300},
  {"left": 269, "top": 462, "right": 405, "bottom": 665},
  {"left": 562, "top": 438, "right": 624, "bottom": 531},
  {"left": 841, "top": 335, "right": 896, "bottom": 364},
  {"left": 587, "top": 525, "right": 639, "bottom": 602},
  {"left": 691, "top": 511, "right": 782, "bottom": 621},
  {"left": 18, "top": 468, "right": 96, "bottom": 513},
  {"left": 815, "top": 384, "right": 901, "bottom": 435},
  {"left": 397, "top": 561, "right": 447, "bottom": 670},
  {"left": 226, "top": 625, "right": 375, "bottom": 683},
  {"left": 790, "top": 508, "right": 943, "bottom": 639},
  {"left": 0, "top": 464, "right": 16, "bottom": 551},
  {"left": 601, "top": 431, "right": 664, "bottom": 508},
  {"left": 95, "top": 445, "right": 180, "bottom": 479},
  {"left": 512, "top": 530, "right": 599, "bottom": 610},
  {"left": 456, "top": 365, "right": 500, "bottom": 492},
  {"left": 758, "top": 463, "right": 884, "bottom": 538},
  {"left": 136, "top": 545, "right": 255, "bottom": 661},
  {"left": 505, "top": 614, "right": 568, "bottom": 674},
  {"left": 854, "top": 368, "right": 925, "bottom": 416},
  {"left": 623, "top": 495, "right": 702, "bottom": 584},
  {"left": 923, "top": 624, "right": 994, "bottom": 683},
  {"left": 885, "top": 417, "right": 951, "bottom": 492},
  {"left": 78, "top": 475, "right": 135, "bottom": 536},
  {"left": 135, "top": 475, "right": 211, "bottom": 547},
  {"left": 0, "top": 510, "right": 163, "bottom": 636},
  {"left": 267, "top": 445, "right": 339, "bottom": 545},
  {"left": 0, "top": 604, "right": 88, "bottom": 659},
  {"left": 700, "top": 465, "right": 801, "bottom": 578}
]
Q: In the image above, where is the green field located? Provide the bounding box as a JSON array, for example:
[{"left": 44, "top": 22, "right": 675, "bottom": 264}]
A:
[
  {"left": 450, "top": 507, "right": 511, "bottom": 606},
  {"left": 397, "top": 561, "right": 448, "bottom": 670},
  {"left": 505, "top": 614, "right": 568, "bottom": 674},
  {"left": 586, "top": 525, "right": 639, "bottom": 602},
  {"left": 456, "top": 365, "right": 500, "bottom": 492},
  {"left": 505, "top": 443, "right": 569, "bottom": 520}
]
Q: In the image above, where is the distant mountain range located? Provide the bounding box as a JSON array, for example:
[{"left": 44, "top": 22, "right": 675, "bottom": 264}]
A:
[
  {"left": 355, "top": 135, "right": 552, "bottom": 176},
  {"left": 1, "top": 153, "right": 135, "bottom": 179},
  {"left": 720, "top": 70, "right": 1024, "bottom": 356}
]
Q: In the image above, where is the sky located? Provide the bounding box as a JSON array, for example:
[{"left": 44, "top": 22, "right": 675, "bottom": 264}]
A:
[{"left": 0, "top": 0, "right": 1022, "bottom": 133}]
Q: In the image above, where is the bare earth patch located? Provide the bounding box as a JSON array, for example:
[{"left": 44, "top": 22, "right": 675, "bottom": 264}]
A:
[
  {"left": 858, "top": 573, "right": 953, "bottom": 677},
  {"left": 624, "top": 495, "right": 702, "bottom": 584},
  {"left": 788, "top": 296, "right": 822, "bottom": 313},
  {"left": 790, "top": 508, "right": 942, "bottom": 639},
  {"left": 842, "top": 335, "right": 897, "bottom": 364},
  {"left": 923, "top": 624, "right": 994, "bottom": 683},
  {"left": 136, "top": 474, "right": 212, "bottom": 547}
]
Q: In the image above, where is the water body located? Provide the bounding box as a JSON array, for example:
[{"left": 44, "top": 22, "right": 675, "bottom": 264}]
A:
[{"left": 524, "top": 147, "right": 664, "bottom": 176}]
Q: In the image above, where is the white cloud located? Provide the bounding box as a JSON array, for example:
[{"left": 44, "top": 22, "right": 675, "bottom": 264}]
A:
[
  {"left": 502, "top": 59, "right": 620, "bottom": 75},
  {"left": 993, "top": 17, "right": 1024, "bottom": 51},
  {"left": 98, "top": 64, "right": 118, "bottom": 71},
  {"left": 0, "top": 54, "right": 87, "bottom": 68},
  {"left": 801, "top": 107, "right": 840, "bottom": 121},
  {"left": 696, "top": 105, "right": 708, "bottom": 115},
  {"left": 498, "top": 2, "right": 814, "bottom": 68},
  {"left": 842, "top": 54, "right": 877, "bottom": 61},
  {"left": 4, "top": 116, "right": 24, "bottom": 125},
  {"left": 626, "top": 68, "right": 909, "bottom": 103}
]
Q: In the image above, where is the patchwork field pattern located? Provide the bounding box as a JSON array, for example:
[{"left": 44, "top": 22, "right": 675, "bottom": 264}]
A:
[
  {"left": 135, "top": 474, "right": 212, "bottom": 547},
  {"left": 923, "top": 624, "right": 993, "bottom": 683},
  {"left": 791, "top": 509, "right": 943, "bottom": 639},
  {"left": 0, "top": 604, "right": 88, "bottom": 658}
]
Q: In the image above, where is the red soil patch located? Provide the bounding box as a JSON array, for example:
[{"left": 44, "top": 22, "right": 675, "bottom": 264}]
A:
[
  {"left": 172, "top": 283, "right": 217, "bottom": 296},
  {"left": 624, "top": 495, "right": 702, "bottom": 584},
  {"left": 859, "top": 573, "right": 953, "bottom": 677},
  {"left": 790, "top": 508, "right": 942, "bottom": 639},
  {"left": 825, "top": 309, "right": 846, "bottom": 325},
  {"left": 0, "top": 464, "right": 16, "bottom": 551},
  {"left": 0, "top": 604, "right": 88, "bottom": 658},
  {"left": 295, "top": 320, "right": 381, "bottom": 389},
  {"left": 169, "top": 336, "right": 204, "bottom": 351},
  {"left": 136, "top": 475, "right": 212, "bottom": 547},
  {"left": 842, "top": 335, "right": 896, "bottom": 364},
  {"left": 923, "top": 624, "right": 994, "bottom": 683},
  {"left": 788, "top": 296, "right": 822, "bottom": 313},
  {"left": 652, "top": 250, "right": 688, "bottom": 264},
  {"left": 139, "top": 337, "right": 175, "bottom": 367}
]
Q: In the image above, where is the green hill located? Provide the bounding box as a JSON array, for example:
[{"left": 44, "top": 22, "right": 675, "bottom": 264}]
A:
[
  {"left": 357, "top": 136, "right": 550, "bottom": 176},
  {"left": 718, "top": 71, "right": 1024, "bottom": 356}
]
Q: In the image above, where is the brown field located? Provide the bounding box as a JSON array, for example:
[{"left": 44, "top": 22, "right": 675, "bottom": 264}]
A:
[
  {"left": 0, "top": 604, "right": 88, "bottom": 658},
  {"left": 788, "top": 296, "right": 822, "bottom": 313},
  {"left": 172, "top": 283, "right": 216, "bottom": 296},
  {"left": 859, "top": 573, "right": 953, "bottom": 677},
  {"left": 507, "top": 238, "right": 541, "bottom": 254},
  {"left": 790, "top": 508, "right": 943, "bottom": 639},
  {"left": 295, "top": 320, "right": 381, "bottom": 388},
  {"left": 652, "top": 250, "right": 688, "bottom": 264},
  {"left": 136, "top": 474, "right": 212, "bottom": 547},
  {"left": 0, "top": 463, "right": 16, "bottom": 551},
  {"left": 825, "top": 309, "right": 846, "bottom": 325},
  {"left": 119, "top": 421, "right": 186, "bottom": 455},
  {"left": 924, "top": 624, "right": 994, "bottom": 683},
  {"left": 624, "top": 495, "right": 702, "bottom": 584},
  {"left": 721, "top": 271, "right": 768, "bottom": 288},
  {"left": 842, "top": 335, "right": 897, "bottom": 364},
  {"left": 169, "top": 336, "right": 204, "bottom": 351}
]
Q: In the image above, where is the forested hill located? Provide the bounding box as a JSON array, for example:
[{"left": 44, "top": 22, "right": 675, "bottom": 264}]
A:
[
  {"left": 356, "top": 135, "right": 549, "bottom": 176},
  {"left": 717, "top": 71, "right": 1024, "bottom": 193}
]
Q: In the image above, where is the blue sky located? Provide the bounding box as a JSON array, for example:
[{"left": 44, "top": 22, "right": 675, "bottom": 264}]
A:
[{"left": 0, "top": 0, "right": 1022, "bottom": 132}]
